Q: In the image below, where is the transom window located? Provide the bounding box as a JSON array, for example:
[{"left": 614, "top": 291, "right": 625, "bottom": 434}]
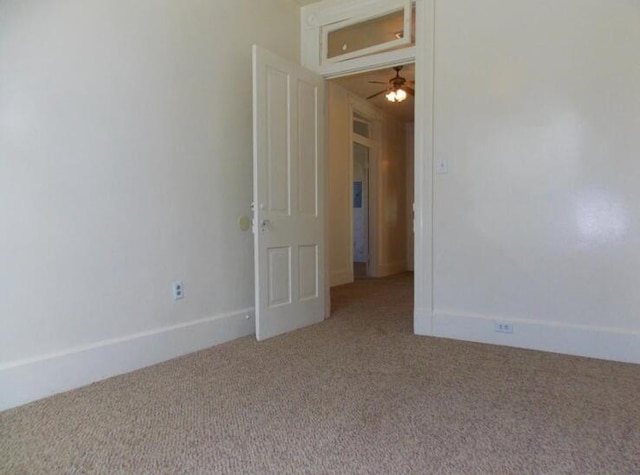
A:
[
  {"left": 302, "top": 0, "right": 417, "bottom": 77},
  {"left": 323, "top": 3, "right": 415, "bottom": 64}
]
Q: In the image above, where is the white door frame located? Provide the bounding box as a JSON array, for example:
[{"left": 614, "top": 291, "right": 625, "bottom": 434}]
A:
[{"left": 301, "top": 0, "right": 434, "bottom": 334}]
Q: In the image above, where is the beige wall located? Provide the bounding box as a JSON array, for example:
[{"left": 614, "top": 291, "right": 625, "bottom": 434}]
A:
[
  {"left": 327, "top": 83, "right": 353, "bottom": 286},
  {"left": 376, "top": 114, "right": 408, "bottom": 276},
  {"left": 327, "top": 82, "right": 409, "bottom": 287},
  {"left": 406, "top": 123, "right": 415, "bottom": 271}
]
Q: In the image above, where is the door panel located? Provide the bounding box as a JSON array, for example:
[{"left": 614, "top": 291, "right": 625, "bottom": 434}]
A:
[
  {"left": 298, "top": 79, "right": 319, "bottom": 216},
  {"left": 266, "top": 67, "right": 291, "bottom": 215},
  {"left": 299, "top": 245, "right": 319, "bottom": 301},
  {"left": 253, "top": 45, "right": 326, "bottom": 341},
  {"left": 268, "top": 247, "right": 292, "bottom": 307}
]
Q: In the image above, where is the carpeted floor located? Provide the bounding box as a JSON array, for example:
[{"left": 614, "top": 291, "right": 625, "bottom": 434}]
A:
[{"left": 1, "top": 273, "right": 640, "bottom": 474}]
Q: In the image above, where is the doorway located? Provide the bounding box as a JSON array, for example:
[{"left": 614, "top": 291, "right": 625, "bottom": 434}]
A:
[
  {"left": 275, "top": 0, "right": 435, "bottom": 334},
  {"left": 353, "top": 141, "right": 370, "bottom": 277},
  {"left": 328, "top": 62, "right": 415, "bottom": 291}
]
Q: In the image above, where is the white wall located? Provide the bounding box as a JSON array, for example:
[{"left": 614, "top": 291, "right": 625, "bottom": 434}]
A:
[
  {"left": 327, "top": 82, "right": 408, "bottom": 286},
  {"left": 428, "top": 0, "right": 640, "bottom": 363},
  {"left": 0, "top": 0, "right": 300, "bottom": 410}
]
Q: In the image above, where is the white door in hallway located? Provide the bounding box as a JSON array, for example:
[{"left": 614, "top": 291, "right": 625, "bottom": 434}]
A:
[
  {"left": 353, "top": 142, "right": 369, "bottom": 264},
  {"left": 252, "top": 45, "right": 326, "bottom": 341}
]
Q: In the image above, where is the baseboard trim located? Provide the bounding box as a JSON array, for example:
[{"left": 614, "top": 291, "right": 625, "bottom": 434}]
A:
[
  {"left": 428, "top": 312, "right": 640, "bottom": 365},
  {"left": 330, "top": 269, "right": 353, "bottom": 287},
  {"left": 0, "top": 308, "right": 255, "bottom": 411},
  {"left": 376, "top": 260, "right": 407, "bottom": 277},
  {"left": 414, "top": 307, "right": 433, "bottom": 336}
]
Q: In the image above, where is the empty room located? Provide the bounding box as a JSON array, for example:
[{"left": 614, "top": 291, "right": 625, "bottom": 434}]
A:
[{"left": 1, "top": 0, "right": 639, "bottom": 473}]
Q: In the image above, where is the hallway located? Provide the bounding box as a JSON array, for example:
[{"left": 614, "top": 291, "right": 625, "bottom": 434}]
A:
[{"left": 331, "top": 271, "right": 413, "bottom": 322}]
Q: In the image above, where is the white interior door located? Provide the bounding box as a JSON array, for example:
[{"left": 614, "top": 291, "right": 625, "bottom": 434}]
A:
[{"left": 252, "top": 45, "right": 326, "bottom": 341}]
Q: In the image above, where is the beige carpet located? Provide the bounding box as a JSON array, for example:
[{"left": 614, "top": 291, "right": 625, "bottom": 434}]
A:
[{"left": 1, "top": 273, "right": 640, "bottom": 474}]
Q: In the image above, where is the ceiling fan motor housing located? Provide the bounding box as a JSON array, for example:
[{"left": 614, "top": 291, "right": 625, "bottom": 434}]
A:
[{"left": 390, "top": 66, "right": 406, "bottom": 90}]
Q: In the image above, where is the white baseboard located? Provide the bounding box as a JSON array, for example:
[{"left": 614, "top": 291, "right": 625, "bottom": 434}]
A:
[
  {"left": 330, "top": 269, "right": 353, "bottom": 287},
  {"left": 0, "top": 308, "right": 255, "bottom": 411},
  {"left": 376, "top": 260, "right": 407, "bottom": 277},
  {"left": 416, "top": 311, "right": 640, "bottom": 365},
  {"left": 414, "top": 307, "right": 433, "bottom": 335}
]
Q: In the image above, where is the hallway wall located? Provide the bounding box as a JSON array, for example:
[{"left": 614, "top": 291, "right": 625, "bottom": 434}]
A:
[
  {"left": 327, "top": 82, "right": 408, "bottom": 287},
  {"left": 327, "top": 83, "right": 353, "bottom": 286}
]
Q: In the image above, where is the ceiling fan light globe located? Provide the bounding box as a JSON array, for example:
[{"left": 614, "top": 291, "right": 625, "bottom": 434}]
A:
[
  {"left": 385, "top": 91, "right": 397, "bottom": 102},
  {"left": 396, "top": 89, "right": 407, "bottom": 102}
]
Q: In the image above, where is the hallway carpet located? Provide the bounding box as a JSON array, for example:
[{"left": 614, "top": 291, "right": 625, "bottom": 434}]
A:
[{"left": 1, "top": 273, "right": 640, "bottom": 474}]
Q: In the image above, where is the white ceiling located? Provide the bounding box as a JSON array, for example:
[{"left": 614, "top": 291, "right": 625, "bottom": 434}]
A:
[{"left": 331, "top": 63, "right": 415, "bottom": 123}]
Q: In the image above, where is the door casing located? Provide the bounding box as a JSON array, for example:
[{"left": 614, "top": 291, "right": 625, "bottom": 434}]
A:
[{"left": 301, "top": 0, "right": 434, "bottom": 334}]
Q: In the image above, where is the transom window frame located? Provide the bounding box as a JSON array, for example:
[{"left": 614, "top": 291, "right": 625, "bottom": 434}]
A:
[
  {"left": 321, "top": 0, "right": 413, "bottom": 65},
  {"left": 301, "top": 0, "right": 417, "bottom": 78}
]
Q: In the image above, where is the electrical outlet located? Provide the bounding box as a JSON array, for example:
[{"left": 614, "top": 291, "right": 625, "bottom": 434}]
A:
[
  {"left": 494, "top": 321, "right": 513, "bottom": 334},
  {"left": 172, "top": 281, "right": 184, "bottom": 301}
]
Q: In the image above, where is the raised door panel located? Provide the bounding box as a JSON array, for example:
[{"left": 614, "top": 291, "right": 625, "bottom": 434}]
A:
[
  {"left": 266, "top": 67, "right": 291, "bottom": 215},
  {"left": 298, "top": 79, "right": 319, "bottom": 216}
]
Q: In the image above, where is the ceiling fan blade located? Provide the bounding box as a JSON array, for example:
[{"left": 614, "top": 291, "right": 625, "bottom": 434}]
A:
[
  {"left": 366, "top": 89, "right": 387, "bottom": 100},
  {"left": 368, "top": 81, "right": 388, "bottom": 85},
  {"left": 406, "top": 87, "right": 415, "bottom": 96}
]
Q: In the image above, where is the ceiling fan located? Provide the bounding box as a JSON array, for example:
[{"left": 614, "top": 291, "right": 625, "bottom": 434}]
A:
[{"left": 366, "top": 66, "right": 415, "bottom": 103}]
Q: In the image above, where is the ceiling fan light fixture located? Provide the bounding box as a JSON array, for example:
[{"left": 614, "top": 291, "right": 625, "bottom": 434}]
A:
[
  {"left": 386, "top": 88, "right": 407, "bottom": 103},
  {"left": 367, "top": 66, "right": 414, "bottom": 103}
]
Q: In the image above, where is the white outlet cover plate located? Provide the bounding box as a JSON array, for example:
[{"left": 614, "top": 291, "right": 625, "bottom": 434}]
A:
[{"left": 173, "top": 281, "right": 184, "bottom": 300}]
